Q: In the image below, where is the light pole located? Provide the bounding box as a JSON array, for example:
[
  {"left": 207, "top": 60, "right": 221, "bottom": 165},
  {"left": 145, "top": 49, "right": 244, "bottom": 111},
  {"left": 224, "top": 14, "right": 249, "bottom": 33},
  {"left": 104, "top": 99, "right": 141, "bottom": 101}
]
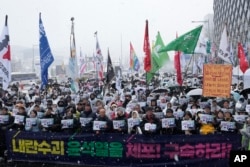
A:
[{"left": 191, "top": 20, "right": 210, "bottom": 40}]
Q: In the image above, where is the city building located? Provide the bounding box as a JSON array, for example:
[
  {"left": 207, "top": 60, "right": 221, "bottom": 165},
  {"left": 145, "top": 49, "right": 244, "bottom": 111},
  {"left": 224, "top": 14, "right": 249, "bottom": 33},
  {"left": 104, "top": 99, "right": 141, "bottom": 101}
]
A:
[{"left": 213, "top": 0, "right": 250, "bottom": 60}]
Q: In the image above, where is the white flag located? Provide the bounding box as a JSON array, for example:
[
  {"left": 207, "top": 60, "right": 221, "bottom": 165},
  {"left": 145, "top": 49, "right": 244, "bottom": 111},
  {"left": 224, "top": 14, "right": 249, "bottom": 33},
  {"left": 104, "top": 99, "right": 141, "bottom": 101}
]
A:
[
  {"left": 218, "top": 26, "right": 232, "bottom": 63},
  {"left": 0, "top": 16, "right": 11, "bottom": 90},
  {"left": 194, "top": 36, "right": 207, "bottom": 55}
]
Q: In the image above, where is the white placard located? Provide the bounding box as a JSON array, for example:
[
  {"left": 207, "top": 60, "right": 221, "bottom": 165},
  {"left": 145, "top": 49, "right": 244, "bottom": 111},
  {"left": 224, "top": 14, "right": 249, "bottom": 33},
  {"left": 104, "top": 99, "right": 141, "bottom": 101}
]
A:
[
  {"left": 93, "top": 121, "right": 107, "bottom": 130},
  {"left": 25, "top": 118, "right": 37, "bottom": 127},
  {"left": 233, "top": 115, "right": 248, "bottom": 123},
  {"left": 173, "top": 111, "right": 184, "bottom": 119},
  {"left": 221, "top": 108, "right": 233, "bottom": 114},
  {"left": 41, "top": 118, "right": 54, "bottom": 128},
  {"left": 245, "top": 105, "right": 250, "bottom": 113},
  {"left": 80, "top": 118, "right": 93, "bottom": 126},
  {"left": 14, "top": 115, "right": 25, "bottom": 124},
  {"left": 181, "top": 120, "right": 195, "bottom": 130},
  {"left": 154, "top": 112, "right": 164, "bottom": 119},
  {"left": 162, "top": 118, "right": 176, "bottom": 128},
  {"left": 144, "top": 123, "right": 156, "bottom": 131},
  {"left": 138, "top": 102, "right": 146, "bottom": 108},
  {"left": 127, "top": 118, "right": 140, "bottom": 128},
  {"left": 199, "top": 114, "right": 214, "bottom": 124},
  {"left": 61, "top": 119, "right": 74, "bottom": 129},
  {"left": 0, "top": 115, "right": 9, "bottom": 124},
  {"left": 113, "top": 120, "right": 125, "bottom": 129},
  {"left": 220, "top": 121, "right": 236, "bottom": 131}
]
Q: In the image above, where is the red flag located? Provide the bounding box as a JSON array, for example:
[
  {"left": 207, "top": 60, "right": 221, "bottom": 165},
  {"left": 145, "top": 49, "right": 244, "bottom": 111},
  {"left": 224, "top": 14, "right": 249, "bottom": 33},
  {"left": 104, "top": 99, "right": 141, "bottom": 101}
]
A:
[
  {"left": 174, "top": 33, "right": 182, "bottom": 86},
  {"left": 143, "top": 20, "right": 151, "bottom": 72},
  {"left": 238, "top": 42, "right": 249, "bottom": 73},
  {"left": 174, "top": 51, "right": 182, "bottom": 86}
]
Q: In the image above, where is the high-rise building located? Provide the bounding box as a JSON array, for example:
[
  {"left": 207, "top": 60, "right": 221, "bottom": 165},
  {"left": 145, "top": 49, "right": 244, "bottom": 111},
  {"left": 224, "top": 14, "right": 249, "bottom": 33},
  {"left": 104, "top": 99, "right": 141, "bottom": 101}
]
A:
[{"left": 213, "top": 0, "right": 250, "bottom": 59}]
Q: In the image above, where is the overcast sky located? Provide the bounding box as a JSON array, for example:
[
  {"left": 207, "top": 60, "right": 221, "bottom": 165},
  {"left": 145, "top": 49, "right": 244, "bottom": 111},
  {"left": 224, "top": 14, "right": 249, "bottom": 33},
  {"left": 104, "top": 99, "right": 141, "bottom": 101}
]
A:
[{"left": 1, "top": 0, "right": 213, "bottom": 65}]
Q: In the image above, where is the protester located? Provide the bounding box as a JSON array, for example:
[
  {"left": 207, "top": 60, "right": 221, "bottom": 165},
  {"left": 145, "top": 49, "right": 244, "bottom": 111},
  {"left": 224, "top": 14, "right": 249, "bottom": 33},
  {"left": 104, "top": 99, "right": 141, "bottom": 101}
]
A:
[
  {"left": 161, "top": 108, "right": 178, "bottom": 135},
  {"left": 25, "top": 110, "right": 41, "bottom": 132},
  {"left": 79, "top": 102, "right": 96, "bottom": 133},
  {"left": 140, "top": 107, "right": 161, "bottom": 135},
  {"left": 94, "top": 107, "right": 112, "bottom": 134},
  {"left": 240, "top": 117, "right": 250, "bottom": 150},
  {"left": 112, "top": 107, "right": 128, "bottom": 134}
]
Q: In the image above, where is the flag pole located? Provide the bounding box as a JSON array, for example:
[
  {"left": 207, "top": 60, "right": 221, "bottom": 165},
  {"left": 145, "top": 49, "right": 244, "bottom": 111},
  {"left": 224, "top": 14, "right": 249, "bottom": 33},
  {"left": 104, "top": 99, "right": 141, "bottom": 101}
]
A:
[{"left": 94, "top": 31, "right": 98, "bottom": 81}]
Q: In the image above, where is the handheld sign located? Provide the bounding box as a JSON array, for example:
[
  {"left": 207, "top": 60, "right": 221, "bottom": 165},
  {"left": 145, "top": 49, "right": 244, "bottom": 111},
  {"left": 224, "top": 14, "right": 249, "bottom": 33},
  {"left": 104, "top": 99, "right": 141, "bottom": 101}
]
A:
[
  {"left": 61, "top": 119, "right": 74, "bottom": 129},
  {"left": 113, "top": 120, "right": 125, "bottom": 129},
  {"left": 233, "top": 115, "right": 248, "bottom": 123},
  {"left": 127, "top": 118, "right": 140, "bottom": 128},
  {"left": 93, "top": 121, "right": 107, "bottom": 130},
  {"left": 220, "top": 121, "right": 236, "bottom": 131},
  {"left": 25, "top": 118, "right": 37, "bottom": 127},
  {"left": 181, "top": 120, "right": 195, "bottom": 130},
  {"left": 162, "top": 118, "right": 176, "bottom": 128},
  {"left": 0, "top": 115, "right": 9, "bottom": 124},
  {"left": 79, "top": 118, "right": 93, "bottom": 127},
  {"left": 14, "top": 115, "right": 25, "bottom": 124},
  {"left": 41, "top": 118, "right": 54, "bottom": 128},
  {"left": 144, "top": 123, "right": 157, "bottom": 131},
  {"left": 199, "top": 114, "right": 214, "bottom": 123}
]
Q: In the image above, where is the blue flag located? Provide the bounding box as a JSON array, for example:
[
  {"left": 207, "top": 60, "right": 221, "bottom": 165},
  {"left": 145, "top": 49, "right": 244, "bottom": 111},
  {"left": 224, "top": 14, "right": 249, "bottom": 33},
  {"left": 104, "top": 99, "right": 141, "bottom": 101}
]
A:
[{"left": 39, "top": 13, "right": 54, "bottom": 89}]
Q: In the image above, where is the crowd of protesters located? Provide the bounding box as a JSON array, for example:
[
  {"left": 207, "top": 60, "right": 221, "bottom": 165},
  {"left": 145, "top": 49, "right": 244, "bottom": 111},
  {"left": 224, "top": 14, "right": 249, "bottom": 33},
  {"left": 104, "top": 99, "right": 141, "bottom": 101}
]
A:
[{"left": 0, "top": 76, "right": 250, "bottom": 159}]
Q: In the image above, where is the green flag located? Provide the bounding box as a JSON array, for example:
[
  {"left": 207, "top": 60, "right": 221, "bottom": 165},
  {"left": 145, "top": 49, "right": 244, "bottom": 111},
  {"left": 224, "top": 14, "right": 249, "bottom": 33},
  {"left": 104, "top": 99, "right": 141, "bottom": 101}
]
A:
[
  {"left": 159, "top": 25, "right": 203, "bottom": 54},
  {"left": 146, "top": 32, "right": 169, "bottom": 83}
]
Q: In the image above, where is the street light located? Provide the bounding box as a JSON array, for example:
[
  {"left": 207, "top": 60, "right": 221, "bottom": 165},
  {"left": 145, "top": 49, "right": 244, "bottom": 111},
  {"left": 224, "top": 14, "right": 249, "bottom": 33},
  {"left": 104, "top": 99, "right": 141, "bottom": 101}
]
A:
[{"left": 191, "top": 20, "right": 210, "bottom": 40}]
